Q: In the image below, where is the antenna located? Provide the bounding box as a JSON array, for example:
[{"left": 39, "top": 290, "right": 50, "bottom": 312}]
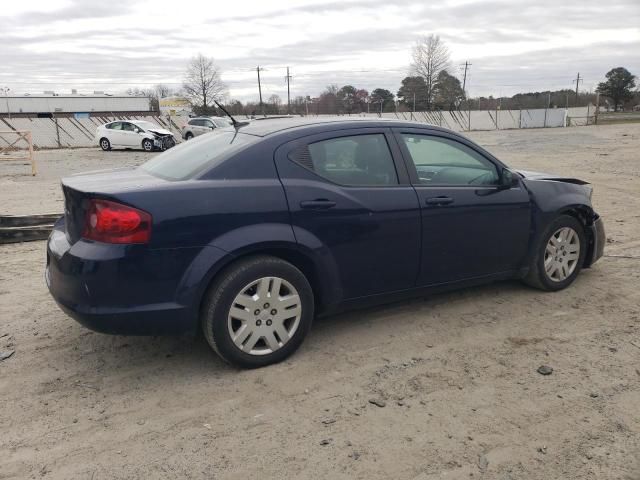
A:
[{"left": 214, "top": 100, "right": 249, "bottom": 129}]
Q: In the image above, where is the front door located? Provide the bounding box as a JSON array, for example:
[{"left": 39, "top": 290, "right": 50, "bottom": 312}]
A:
[
  {"left": 275, "top": 128, "right": 421, "bottom": 301},
  {"left": 121, "top": 122, "right": 141, "bottom": 147},
  {"left": 394, "top": 128, "right": 531, "bottom": 286}
]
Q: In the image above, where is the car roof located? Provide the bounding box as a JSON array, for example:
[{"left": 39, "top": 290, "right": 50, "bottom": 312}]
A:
[{"left": 234, "top": 116, "right": 455, "bottom": 138}]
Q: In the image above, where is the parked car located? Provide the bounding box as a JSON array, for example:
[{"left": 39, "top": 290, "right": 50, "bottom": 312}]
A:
[
  {"left": 47, "top": 118, "right": 605, "bottom": 368},
  {"left": 96, "top": 120, "right": 177, "bottom": 152},
  {"left": 181, "top": 116, "right": 233, "bottom": 140}
]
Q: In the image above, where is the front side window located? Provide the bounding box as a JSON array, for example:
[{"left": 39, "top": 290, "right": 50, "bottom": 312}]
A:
[
  {"left": 293, "top": 134, "right": 398, "bottom": 186},
  {"left": 107, "top": 122, "right": 122, "bottom": 130},
  {"left": 400, "top": 134, "right": 499, "bottom": 186},
  {"left": 204, "top": 120, "right": 215, "bottom": 128},
  {"left": 122, "top": 122, "right": 136, "bottom": 132}
]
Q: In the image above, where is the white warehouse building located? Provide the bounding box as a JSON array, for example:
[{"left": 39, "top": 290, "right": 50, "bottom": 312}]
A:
[{"left": 0, "top": 94, "right": 152, "bottom": 114}]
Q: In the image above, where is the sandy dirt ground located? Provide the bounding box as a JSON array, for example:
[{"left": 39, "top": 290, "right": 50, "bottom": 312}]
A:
[{"left": 1, "top": 124, "right": 639, "bottom": 479}]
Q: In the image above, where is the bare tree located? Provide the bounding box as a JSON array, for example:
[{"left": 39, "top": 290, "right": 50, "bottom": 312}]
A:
[
  {"left": 411, "top": 35, "right": 450, "bottom": 110},
  {"left": 154, "top": 84, "right": 172, "bottom": 99},
  {"left": 183, "top": 54, "right": 226, "bottom": 114},
  {"left": 268, "top": 94, "right": 282, "bottom": 114}
]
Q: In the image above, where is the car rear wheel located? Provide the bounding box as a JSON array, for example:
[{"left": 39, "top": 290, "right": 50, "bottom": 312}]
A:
[
  {"left": 142, "top": 139, "right": 154, "bottom": 152},
  {"left": 99, "top": 138, "right": 111, "bottom": 151},
  {"left": 524, "top": 214, "right": 586, "bottom": 291},
  {"left": 201, "top": 255, "right": 314, "bottom": 368}
]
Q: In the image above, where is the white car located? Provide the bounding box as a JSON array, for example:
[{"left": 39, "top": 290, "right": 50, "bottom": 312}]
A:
[{"left": 96, "top": 120, "right": 177, "bottom": 152}]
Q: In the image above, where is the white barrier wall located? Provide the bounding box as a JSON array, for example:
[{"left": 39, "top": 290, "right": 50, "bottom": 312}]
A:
[
  {"left": 0, "top": 107, "right": 594, "bottom": 149},
  {"left": 0, "top": 115, "right": 181, "bottom": 149}
]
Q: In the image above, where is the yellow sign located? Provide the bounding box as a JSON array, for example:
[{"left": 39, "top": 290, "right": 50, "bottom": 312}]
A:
[{"left": 159, "top": 97, "right": 190, "bottom": 107}]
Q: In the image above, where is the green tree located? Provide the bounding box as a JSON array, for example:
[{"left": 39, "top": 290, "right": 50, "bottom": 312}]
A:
[
  {"left": 337, "top": 85, "right": 358, "bottom": 113},
  {"left": 370, "top": 88, "right": 395, "bottom": 112},
  {"left": 397, "top": 76, "right": 428, "bottom": 111},
  {"left": 597, "top": 67, "right": 636, "bottom": 111},
  {"left": 433, "top": 70, "right": 465, "bottom": 110}
]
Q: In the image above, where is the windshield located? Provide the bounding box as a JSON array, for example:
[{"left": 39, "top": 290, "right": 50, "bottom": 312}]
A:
[{"left": 140, "top": 131, "right": 255, "bottom": 180}]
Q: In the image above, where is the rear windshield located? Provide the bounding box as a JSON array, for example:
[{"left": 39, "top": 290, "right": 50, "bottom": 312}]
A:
[{"left": 140, "top": 131, "right": 255, "bottom": 180}]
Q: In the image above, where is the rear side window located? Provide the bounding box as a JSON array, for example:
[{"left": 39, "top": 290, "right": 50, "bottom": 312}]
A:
[
  {"left": 291, "top": 134, "right": 398, "bottom": 186},
  {"left": 141, "top": 131, "right": 256, "bottom": 180},
  {"left": 188, "top": 119, "right": 200, "bottom": 126}
]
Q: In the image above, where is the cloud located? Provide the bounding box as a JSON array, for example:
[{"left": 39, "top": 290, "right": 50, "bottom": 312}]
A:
[{"left": 1, "top": 0, "right": 638, "bottom": 100}]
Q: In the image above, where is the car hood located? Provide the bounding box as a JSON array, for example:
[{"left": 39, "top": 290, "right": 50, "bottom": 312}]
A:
[
  {"left": 146, "top": 128, "right": 173, "bottom": 136},
  {"left": 516, "top": 169, "right": 589, "bottom": 185}
]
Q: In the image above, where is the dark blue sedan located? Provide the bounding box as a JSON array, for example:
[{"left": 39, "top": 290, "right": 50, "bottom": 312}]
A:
[{"left": 46, "top": 118, "right": 605, "bottom": 368}]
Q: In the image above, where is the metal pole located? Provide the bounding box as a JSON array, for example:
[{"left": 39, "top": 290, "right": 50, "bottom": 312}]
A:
[
  {"left": 2, "top": 87, "right": 10, "bottom": 119},
  {"left": 595, "top": 92, "right": 600, "bottom": 125},
  {"left": 54, "top": 115, "right": 61, "bottom": 148},
  {"left": 28, "top": 131, "right": 36, "bottom": 176},
  {"left": 544, "top": 92, "right": 549, "bottom": 127},
  {"left": 285, "top": 67, "right": 291, "bottom": 114}
]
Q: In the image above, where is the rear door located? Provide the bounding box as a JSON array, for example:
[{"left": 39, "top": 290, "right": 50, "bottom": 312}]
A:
[
  {"left": 194, "top": 119, "right": 208, "bottom": 136},
  {"left": 394, "top": 128, "right": 531, "bottom": 286},
  {"left": 275, "top": 128, "right": 421, "bottom": 300}
]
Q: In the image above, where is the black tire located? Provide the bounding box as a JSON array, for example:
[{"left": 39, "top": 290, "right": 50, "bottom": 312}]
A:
[
  {"left": 185, "top": 132, "right": 194, "bottom": 140},
  {"left": 99, "top": 138, "right": 111, "bottom": 151},
  {"left": 201, "top": 255, "right": 314, "bottom": 368},
  {"left": 523, "top": 214, "right": 587, "bottom": 291},
  {"left": 142, "top": 139, "right": 154, "bottom": 152}
]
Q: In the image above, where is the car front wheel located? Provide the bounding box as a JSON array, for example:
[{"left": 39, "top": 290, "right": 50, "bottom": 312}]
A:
[
  {"left": 201, "top": 255, "right": 314, "bottom": 368},
  {"left": 142, "top": 139, "right": 154, "bottom": 152},
  {"left": 524, "top": 214, "right": 586, "bottom": 291}
]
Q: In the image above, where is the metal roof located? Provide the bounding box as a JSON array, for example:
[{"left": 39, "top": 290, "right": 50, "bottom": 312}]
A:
[{"left": 236, "top": 116, "right": 448, "bottom": 137}]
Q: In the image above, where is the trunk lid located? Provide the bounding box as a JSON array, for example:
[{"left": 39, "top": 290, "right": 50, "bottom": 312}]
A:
[{"left": 62, "top": 167, "right": 167, "bottom": 244}]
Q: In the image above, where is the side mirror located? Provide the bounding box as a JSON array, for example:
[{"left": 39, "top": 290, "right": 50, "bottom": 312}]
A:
[{"left": 500, "top": 168, "right": 518, "bottom": 189}]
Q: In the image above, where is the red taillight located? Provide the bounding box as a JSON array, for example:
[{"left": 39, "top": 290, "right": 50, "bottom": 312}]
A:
[{"left": 82, "top": 199, "right": 151, "bottom": 244}]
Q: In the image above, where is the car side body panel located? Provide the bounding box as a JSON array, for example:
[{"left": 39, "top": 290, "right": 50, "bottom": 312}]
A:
[{"left": 47, "top": 118, "right": 605, "bottom": 337}]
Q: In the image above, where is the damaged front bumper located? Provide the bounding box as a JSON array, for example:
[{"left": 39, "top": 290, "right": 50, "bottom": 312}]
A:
[{"left": 585, "top": 214, "right": 605, "bottom": 267}]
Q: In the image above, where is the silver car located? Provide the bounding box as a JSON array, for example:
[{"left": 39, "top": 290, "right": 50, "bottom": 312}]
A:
[{"left": 181, "top": 117, "right": 233, "bottom": 140}]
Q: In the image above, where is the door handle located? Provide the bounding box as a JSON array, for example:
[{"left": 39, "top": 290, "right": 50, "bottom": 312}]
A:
[
  {"left": 425, "top": 196, "right": 454, "bottom": 206},
  {"left": 300, "top": 199, "right": 337, "bottom": 210}
]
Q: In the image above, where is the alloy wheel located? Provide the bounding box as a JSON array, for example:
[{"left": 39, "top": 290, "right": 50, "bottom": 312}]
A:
[
  {"left": 544, "top": 226, "right": 580, "bottom": 282},
  {"left": 227, "top": 276, "right": 302, "bottom": 355}
]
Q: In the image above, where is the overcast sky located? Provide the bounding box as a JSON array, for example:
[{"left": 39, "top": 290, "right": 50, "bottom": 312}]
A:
[{"left": 2, "top": 0, "right": 639, "bottom": 101}]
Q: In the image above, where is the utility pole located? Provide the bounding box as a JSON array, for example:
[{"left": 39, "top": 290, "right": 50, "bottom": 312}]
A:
[
  {"left": 285, "top": 67, "right": 292, "bottom": 114},
  {"left": 573, "top": 72, "right": 583, "bottom": 106},
  {"left": 460, "top": 61, "right": 471, "bottom": 94},
  {"left": 256, "top": 66, "right": 264, "bottom": 116}
]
